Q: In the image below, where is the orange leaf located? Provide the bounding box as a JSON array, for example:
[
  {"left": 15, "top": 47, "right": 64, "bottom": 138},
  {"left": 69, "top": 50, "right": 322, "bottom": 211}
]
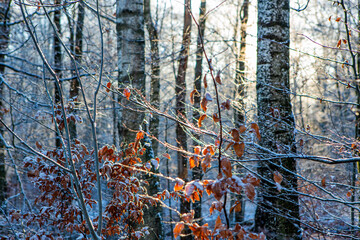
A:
[
  {"left": 189, "top": 156, "right": 196, "bottom": 169},
  {"left": 328, "top": 16, "right": 331, "bottom": 21},
  {"left": 230, "top": 128, "right": 240, "bottom": 142},
  {"left": 273, "top": 171, "right": 283, "bottom": 192},
  {"left": 210, "top": 201, "right": 222, "bottom": 216},
  {"left": 248, "top": 233, "right": 259, "bottom": 239},
  {"left": 214, "top": 215, "right": 222, "bottom": 231},
  {"left": 136, "top": 131, "right": 144, "bottom": 140},
  {"left": 198, "top": 114, "right": 207, "bottom": 128},
  {"left": 173, "top": 222, "right": 184, "bottom": 239},
  {"left": 336, "top": 39, "right": 341, "bottom": 48},
  {"left": 215, "top": 138, "right": 220, "bottom": 147},
  {"left": 239, "top": 124, "right": 246, "bottom": 134},
  {"left": 250, "top": 122, "right": 261, "bottom": 140},
  {"left": 245, "top": 183, "right": 255, "bottom": 201},
  {"left": 321, "top": 177, "right": 326, "bottom": 187},
  {"left": 221, "top": 157, "right": 232, "bottom": 178},
  {"left": 233, "top": 142, "right": 245, "bottom": 158},
  {"left": 174, "top": 178, "right": 185, "bottom": 192},
  {"left": 201, "top": 97, "right": 208, "bottom": 112},
  {"left": 190, "top": 89, "right": 199, "bottom": 105},
  {"left": 181, "top": 210, "right": 194, "bottom": 223},
  {"left": 201, "top": 154, "right": 212, "bottom": 172},
  {"left": 342, "top": 39, "right": 347, "bottom": 44},
  {"left": 299, "top": 139, "right": 304, "bottom": 147},
  {"left": 106, "top": 82, "right": 112, "bottom": 92},
  {"left": 347, "top": 190, "right": 352, "bottom": 198},
  {"left": 215, "top": 70, "right": 222, "bottom": 84},
  {"left": 203, "top": 74, "right": 208, "bottom": 88},
  {"left": 194, "top": 146, "right": 201, "bottom": 155},
  {"left": 225, "top": 142, "right": 234, "bottom": 151},
  {"left": 202, "top": 145, "right": 215, "bottom": 156},
  {"left": 221, "top": 99, "right": 231, "bottom": 110},
  {"left": 273, "top": 171, "right": 283, "bottom": 184},
  {"left": 230, "top": 201, "right": 242, "bottom": 213},
  {"left": 35, "top": 141, "right": 42, "bottom": 149},
  {"left": 212, "top": 181, "right": 224, "bottom": 201},
  {"left": 212, "top": 113, "right": 220, "bottom": 122},
  {"left": 335, "top": 17, "right": 341, "bottom": 22},
  {"left": 163, "top": 153, "right": 171, "bottom": 159},
  {"left": 123, "top": 88, "right": 131, "bottom": 100},
  {"left": 236, "top": 227, "right": 246, "bottom": 240},
  {"left": 185, "top": 182, "right": 195, "bottom": 197}
]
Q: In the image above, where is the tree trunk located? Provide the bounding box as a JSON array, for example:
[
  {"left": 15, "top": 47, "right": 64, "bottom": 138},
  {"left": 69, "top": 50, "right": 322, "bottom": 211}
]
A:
[
  {"left": 176, "top": 1, "right": 192, "bottom": 239},
  {"left": 232, "top": 0, "right": 249, "bottom": 224},
  {"left": 69, "top": 2, "right": 85, "bottom": 140},
  {"left": 234, "top": 0, "right": 248, "bottom": 127},
  {"left": 192, "top": 0, "right": 206, "bottom": 224},
  {"left": 0, "top": 0, "right": 10, "bottom": 207},
  {"left": 116, "top": 0, "right": 145, "bottom": 145},
  {"left": 353, "top": 0, "right": 360, "bottom": 227},
  {"left": 54, "top": 0, "right": 62, "bottom": 148},
  {"left": 142, "top": 132, "right": 164, "bottom": 239},
  {"left": 143, "top": 2, "right": 163, "bottom": 239},
  {"left": 144, "top": 0, "right": 160, "bottom": 156},
  {"left": 254, "top": 0, "right": 300, "bottom": 239}
]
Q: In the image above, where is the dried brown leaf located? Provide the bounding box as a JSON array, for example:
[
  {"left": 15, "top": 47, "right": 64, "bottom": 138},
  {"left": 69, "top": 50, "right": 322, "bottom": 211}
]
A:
[{"left": 233, "top": 142, "right": 245, "bottom": 158}]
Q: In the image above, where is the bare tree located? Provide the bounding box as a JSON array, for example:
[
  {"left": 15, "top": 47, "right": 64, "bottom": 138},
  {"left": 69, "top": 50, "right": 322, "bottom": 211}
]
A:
[
  {"left": 0, "top": 0, "right": 10, "bottom": 208},
  {"left": 145, "top": 0, "right": 160, "bottom": 156},
  {"left": 234, "top": 0, "right": 249, "bottom": 127},
  {"left": 232, "top": 0, "right": 249, "bottom": 224},
  {"left": 53, "top": 0, "right": 62, "bottom": 148},
  {"left": 254, "top": 0, "right": 300, "bottom": 239},
  {"left": 176, "top": 1, "right": 192, "bottom": 239},
  {"left": 69, "top": 1, "right": 85, "bottom": 140},
  {"left": 192, "top": 0, "right": 206, "bottom": 224}
]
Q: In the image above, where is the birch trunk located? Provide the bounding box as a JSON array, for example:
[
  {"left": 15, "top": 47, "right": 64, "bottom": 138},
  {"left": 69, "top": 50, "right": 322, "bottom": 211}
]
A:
[
  {"left": 254, "top": 0, "right": 300, "bottom": 239},
  {"left": 117, "top": 0, "right": 145, "bottom": 145}
]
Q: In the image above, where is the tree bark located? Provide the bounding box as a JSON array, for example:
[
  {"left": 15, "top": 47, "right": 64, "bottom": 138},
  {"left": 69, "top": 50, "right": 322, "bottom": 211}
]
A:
[
  {"left": 116, "top": 0, "right": 145, "bottom": 145},
  {"left": 254, "top": 0, "right": 301, "bottom": 239},
  {"left": 54, "top": 0, "right": 62, "bottom": 148},
  {"left": 144, "top": 0, "right": 160, "bottom": 156},
  {"left": 0, "top": 0, "right": 10, "bottom": 207},
  {"left": 192, "top": 0, "right": 206, "bottom": 224},
  {"left": 234, "top": 0, "right": 248, "bottom": 127},
  {"left": 69, "top": 2, "right": 85, "bottom": 140},
  {"left": 142, "top": 132, "right": 164, "bottom": 239},
  {"left": 353, "top": 0, "right": 360, "bottom": 227},
  {"left": 232, "top": 0, "right": 249, "bottom": 224},
  {"left": 176, "top": 1, "right": 192, "bottom": 239},
  {"left": 143, "top": 2, "right": 163, "bottom": 239}
]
